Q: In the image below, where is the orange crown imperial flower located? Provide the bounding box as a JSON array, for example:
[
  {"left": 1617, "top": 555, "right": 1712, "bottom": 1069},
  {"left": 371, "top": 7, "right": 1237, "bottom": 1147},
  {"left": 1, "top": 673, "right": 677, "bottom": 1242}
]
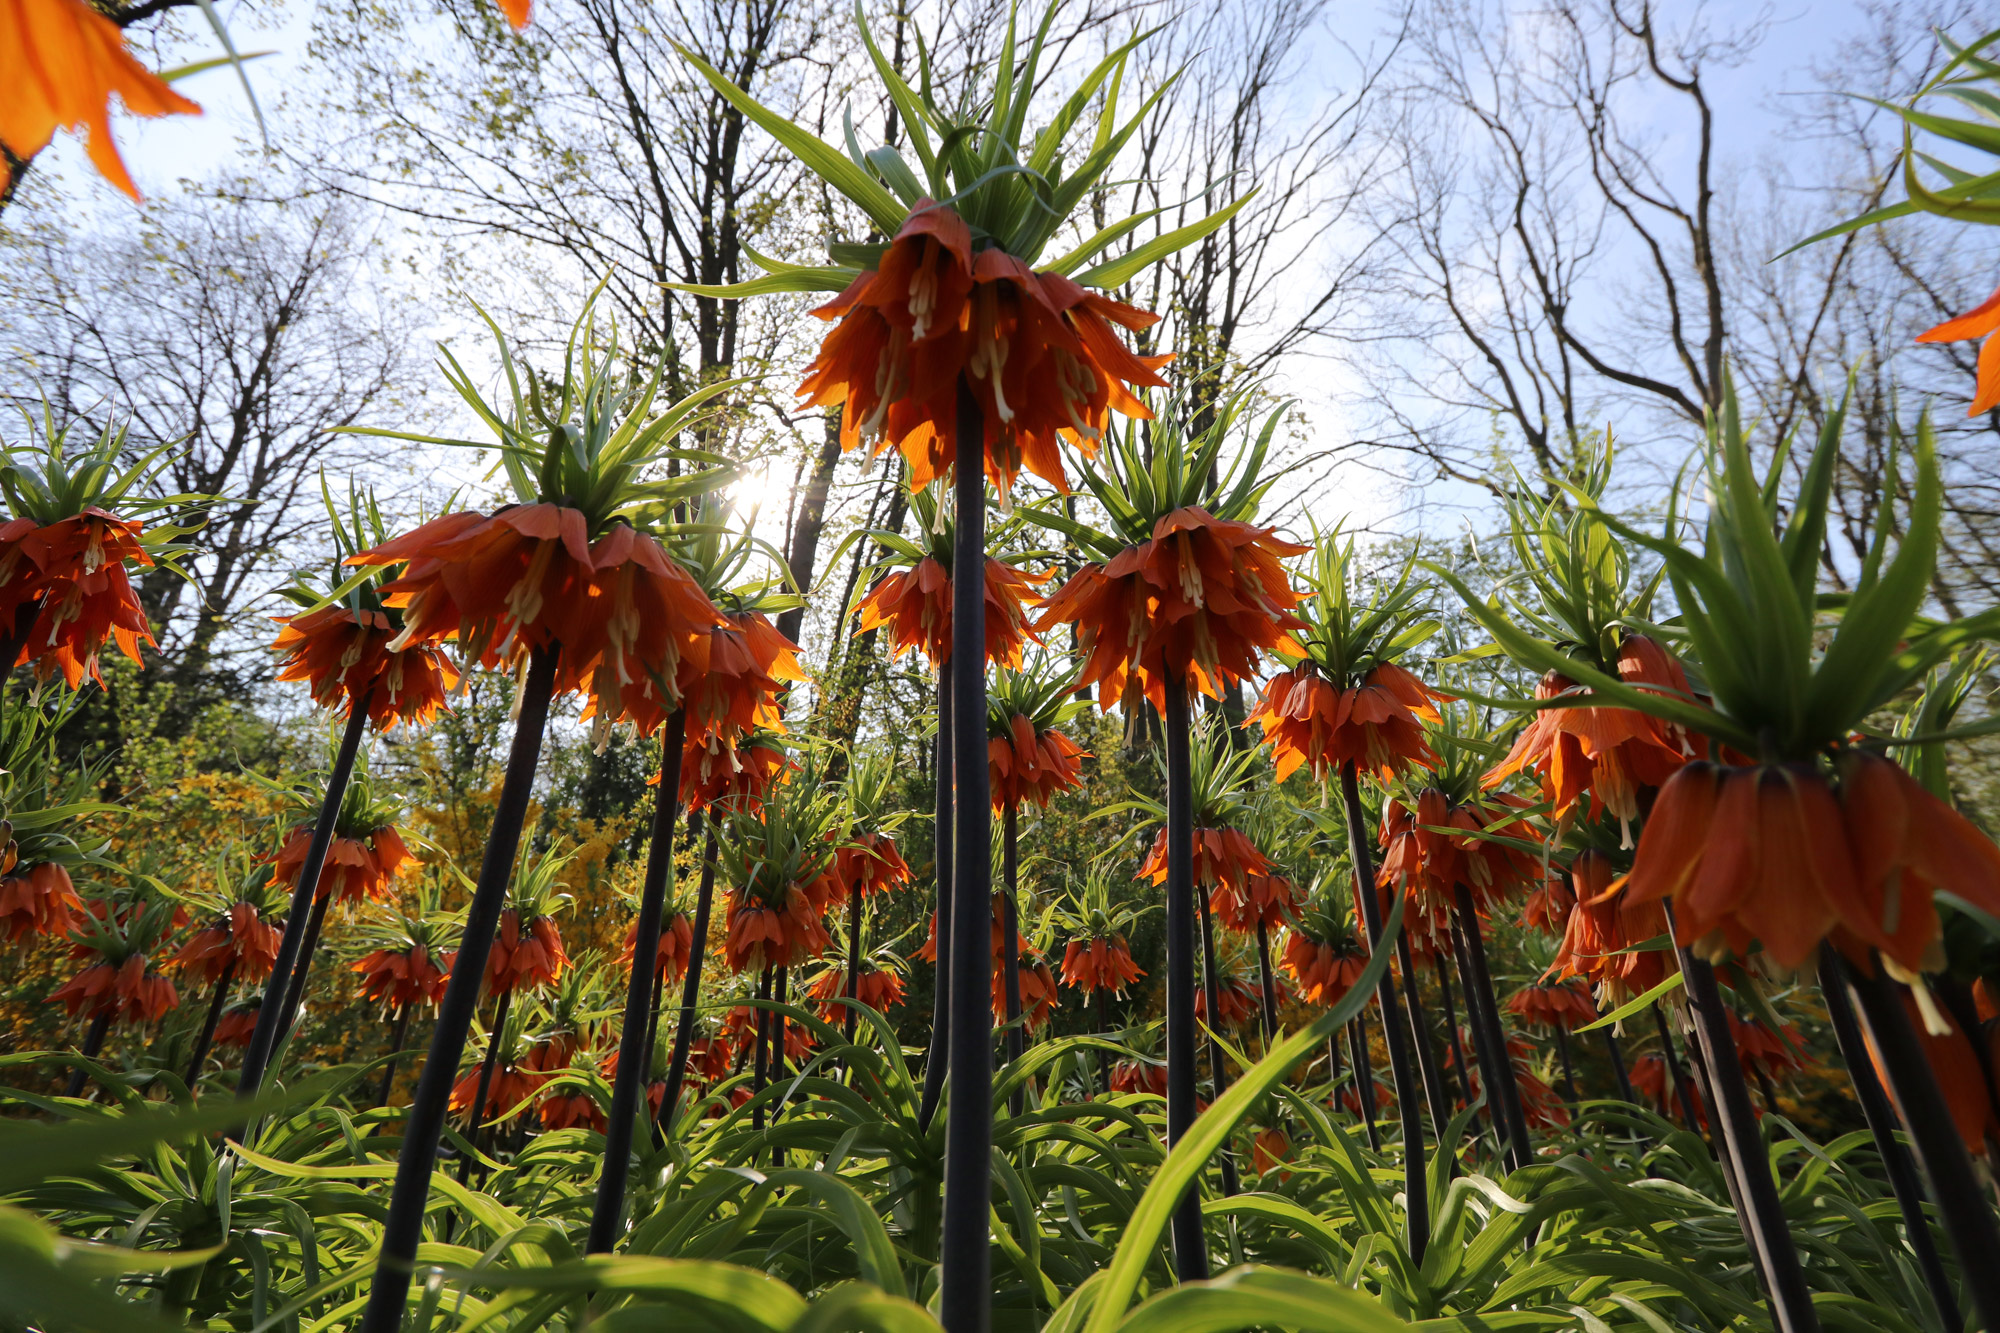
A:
[
  {"left": 1041, "top": 506, "right": 1308, "bottom": 713},
  {"left": 1193, "top": 968, "right": 1263, "bottom": 1030},
  {"left": 723, "top": 884, "right": 832, "bottom": 974},
  {"left": 857, "top": 554, "right": 1046, "bottom": 669},
  {"left": 668, "top": 610, "right": 803, "bottom": 746},
  {"left": 272, "top": 606, "right": 459, "bottom": 730},
  {"left": 988, "top": 712, "right": 1086, "bottom": 811},
  {"left": 834, "top": 831, "right": 912, "bottom": 899},
  {"left": 1551, "top": 849, "right": 1675, "bottom": 1005},
  {"left": 800, "top": 203, "right": 1170, "bottom": 496},
  {"left": 620, "top": 910, "right": 695, "bottom": 986},
  {"left": 174, "top": 902, "right": 282, "bottom": 985},
  {"left": 1059, "top": 934, "right": 1144, "bottom": 996},
  {"left": 352, "top": 943, "right": 452, "bottom": 1012},
  {"left": 1504, "top": 981, "right": 1600, "bottom": 1032},
  {"left": 1210, "top": 871, "right": 1301, "bottom": 936},
  {"left": 50, "top": 952, "right": 177, "bottom": 1024},
  {"left": 0, "top": 0, "right": 202, "bottom": 200},
  {"left": 681, "top": 731, "right": 793, "bottom": 815},
  {"left": 1280, "top": 931, "right": 1368, "bottom": 1008},
  {"left": 484, "top": 908, "right": 569, "bottom": 995},
  {"left": 1138, "top": 824, "right": 1270, "bottom": 893},
  {"left": 808, "top": 963, "right": 906, "bottom": 1021},
  {"left": 991, "top": 945, "right": 1060, "bottom": 1030},
  {"left": 270, "top": 823, "right": 410, "bottom": 905},
  {"left": 0, "top": 862, "right": 82, "bottom": 944},
  {"left": 448, "top": 1061, "right": 546, "bottom": 1126},
  {"left": 1484, "top": 635, "right": 1703, "bottom": 837},
  {"left": 3, "top": 508, "right": 158, "bottom": 687},
  {"left": 1252, "top": 663, "right": 1442, "bottom": 783}
]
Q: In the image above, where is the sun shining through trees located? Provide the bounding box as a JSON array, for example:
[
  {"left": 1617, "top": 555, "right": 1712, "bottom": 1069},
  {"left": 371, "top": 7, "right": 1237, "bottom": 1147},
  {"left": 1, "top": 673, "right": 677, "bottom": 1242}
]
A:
[{"left": 9, "top": 5, "right": 2000, "bottom": 1333}]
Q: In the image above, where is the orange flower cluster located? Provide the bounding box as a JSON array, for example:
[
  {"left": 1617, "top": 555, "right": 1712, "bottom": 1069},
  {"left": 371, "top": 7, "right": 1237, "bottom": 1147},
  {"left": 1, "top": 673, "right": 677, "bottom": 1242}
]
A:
[
  {"left": 484, "top": 909, "right": 569, "bottom": 995},
  {"left": 1377, "top": 790, "right": 1540, "bottom": 926},
  {"left": 609, "top": 609, "right": 802, "bottom": 743},
  {"left": 360, "top": 507, "right": 721, "bottom": 726},
  {"left": 1252, "top": 663, "right": 1442, "bottom": 783},
  {"left": 538, "top": 1089, "right": 607, "bottom": 1133},
  {"left": 992, "top": 947, "right": 1060, "bottom": 1030},
  {"left": 1252, "top": 1126, "right": 1292, "bottom": 1179},
  {"left": 270, "top": 824, "right": 410, "bottom": 905},
  {"left": 721, "top": 1003, "right": 814, "bottom": 1064},
  {"left": 0, "top": 508, "right": 156, "bottom": 687},
  {"left": 1138, "top": 825, "right": 1270, "bottom": 893},
  {"left": 352, "top": 943, "right": 452, "bottom": 1013},
  {"left": 448, "top": 1061, "right": 544, "bottom": 1126},
  {"left": 807, "top": 964, "right": 906, "bottom": 1021},
  {"left": 681, "top": 732, "right": 793, "bottom": 814},
  {"left": 1341, "top": 1079, "right": 1393, "bottom": 1116},
  {"left": 988, "top": 713, "right": 1086, "bottom": 811},
  {"left": 0, "top": 862, "right": 82, "bottom": 944},
  {"left": 799, "top": 203, "right": 1170, "bottom": 494},
  {"left": 724, "top": 880, "right": 836, "bottom": 974},
  {"left": 1210, "top": 871, "right": 1300, "bottom": 935},
  {"left": 1729, "top": 1013, "right": 1807, "bottom": 1081},
  {"left": 0, "top": 0, "right": 201, "bottom": 200},
  {"left": 1193, "top": 970, "right": 1262, "bottom": 1030},
  {"left": 620, "top": 910, "right": 695, "bottom": 986},
  {"left": 1552, "top": 850, "right": 1675, "bottom": 1006},
  {"left": 272, "top": 606, "right": 458, "bottom": 730},
  {"left": 1059, "top": 935, "right": 1144, "bottom": 996},
  {"left": 1042, "top": 507, "right": 1308, "bottom": 712},
  {"left": 1484, "top": 636, "right": 1701, "bottom": 830},
  {"left": 1110, "top": 1058, "right": 1168, "bottom": 1097},
  {"left": 856, "top": 555, "right": 1044, "bottom": 669},
  {"left": 1520, "top": 870, "right": 1575, "bottom": 936},
  {"left": 174, "top": 902, "right": 282, "bottom": 985},
  {"left": 1632, "top": 1054, "right": 1704, "bottom": 1128},
  {"left": 50, "top": 953, "right": 177, "bottom": 1024},
  {"left": 1625, "top": 753, "right": 2000, "bottom": 971},
  {"left": 1504, "top": 981, "right": 1599, "bottom": 1032},
  {"left": 1281, "top": 932, "right": 1368, "bottom": 1007},
  {"left": 213, "top": 1001, "right": 260, "bottom": 1049},
  {"left": 1455, "top": 1033, "right": 1570, "bottom": 1129},
  {"left": 834, "top": 832, "right": 912, "bottom": 899}
]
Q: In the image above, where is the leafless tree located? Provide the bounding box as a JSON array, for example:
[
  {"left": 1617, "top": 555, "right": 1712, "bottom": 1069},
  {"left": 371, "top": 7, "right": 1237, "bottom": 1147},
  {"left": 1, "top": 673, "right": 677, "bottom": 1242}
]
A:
[{"left": 0, "top": 187, "right": 425, "bottom": 695}]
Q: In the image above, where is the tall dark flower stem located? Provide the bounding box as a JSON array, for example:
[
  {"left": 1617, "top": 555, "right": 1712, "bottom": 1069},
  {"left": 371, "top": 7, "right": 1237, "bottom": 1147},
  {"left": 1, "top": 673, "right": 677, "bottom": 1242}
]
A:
[
  {"left": 918, "top": 664, "right": 954, "bottom": 1132},
  {"left": 1195, "top": 888, "right": 1239, "bottom": 1199},
  {"left": 1095, "top": 990, "right": 1113, "bottom": 1094},
  {"left": 661, "top": 819, "right": 720, "bottom": 1134},
  {"left": 65, "top": 1011, "right": 112, "bottom": 1098},
  {"left": 773, "top": 966, "right": 790, "bottom": 1087},
  {"left": 455, "top": 988, "right": 513, "bottom": 1186},
  {"left": 358, "top": 646, "right": 559, "bottom": 1333},
  {"left": 1001, "top": 806, "right": 1026, "bottom": 1085},
  {"left": 1160, "top": 675, "right": 1209, "bottom": 1281},
  {"left": 1254, "top": 920, "right": 1278, "bottom": 1043},
  {"left": 1602, "top": 1027, "right": 1636, "bottom": 1104},
  {"left": 1339, "top": 763, "right": 1428, "bottom": 1262},
  {"left": 1678, "top": 947, "right": 1820, "bottom": 1333},
  {"left": 1348, "top": 1017, "right": 1380, "bottom": 1152},
  {"left": 1651, "top": 1004, "right": 1702, "bottom": 1133},
  {"left": 1818, "top": 945, "right": 1961, "bottom": 1333},
  {"left": 271, "top": 892, "right": 333, "bottom": 1053},
  {"left": 1448, "top": 921, "right": 1504, "bottom": 1161},
  {"left": 375, "top": 1004, "right": 411, "bottom": 1109},
  {"left": 1448, "top": 886, "right": 1531, "bottom": 1174},
  {"left": 1325, "top": 1030, "right": 1343, "bottom": 1107},
  {"left": 1397, "top": 934, "right": 1453, "bottom": 1139},
  {"left": 752, "top": 965, "right": 773, "bottom": 1134},
  {"left": 940, "top": 384, "right": 993, "bottom": 1333},
  {"left": 1555, "top": 1025, "right": 1578, "bottom": 1107},
  {"left": 1434, "top": 957, "right": 1474, "bottom": 1116},
  {"left": 844, "top": 877, "right": 865, "bottom": 1049},
  {"left": 185, "top": 962, "right": 238, "bottom": 1087},
  {"left": 1839, "top": 952, "right": 2000, "bottom": 1331},
  {"left": 590, "top": 708, "right": 687, "bottom": 1252},
  {"left": 238, "top": 692, "right": 374, "bottom": 1098}
]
